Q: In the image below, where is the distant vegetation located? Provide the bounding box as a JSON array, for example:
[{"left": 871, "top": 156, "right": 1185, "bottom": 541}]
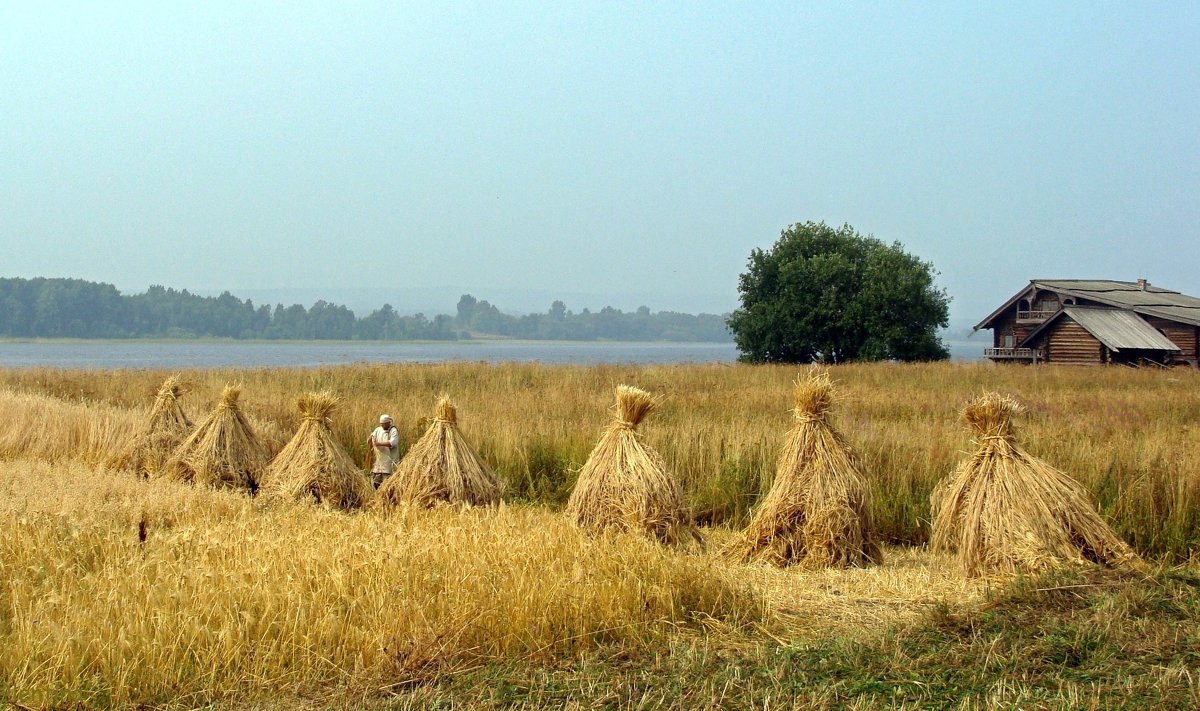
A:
[{"left": 0, "top": 277, "right": 731, "bottom": 341}]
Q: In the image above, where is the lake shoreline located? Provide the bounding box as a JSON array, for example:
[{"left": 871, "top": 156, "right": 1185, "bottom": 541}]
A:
[
  {"left": 0, "top": 336, "right": 734, "bottom": 346},
  {"left": 0, "top": 339, "right": 986, "bottom": 369}
]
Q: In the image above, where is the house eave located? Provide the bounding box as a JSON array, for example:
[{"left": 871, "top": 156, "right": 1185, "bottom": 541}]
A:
[{"left": 977, "top": 280, "right": 1200, "bottom": 332}]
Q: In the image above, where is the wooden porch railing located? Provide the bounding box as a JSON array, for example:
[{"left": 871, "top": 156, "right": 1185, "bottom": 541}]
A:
[{"left": 984, "top": 347, "right": 1041, "bottom": 360}]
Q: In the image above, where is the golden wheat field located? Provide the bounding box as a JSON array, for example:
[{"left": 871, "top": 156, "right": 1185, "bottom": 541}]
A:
[{"left": 1, "top": 361, "right": 1198, "bottom": 708}]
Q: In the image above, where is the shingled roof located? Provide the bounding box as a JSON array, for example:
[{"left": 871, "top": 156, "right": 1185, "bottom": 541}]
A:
[{"left": 974, "top": 280, "right": 1200, "bottom": 330}]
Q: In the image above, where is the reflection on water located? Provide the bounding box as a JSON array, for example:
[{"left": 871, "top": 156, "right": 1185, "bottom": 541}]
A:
[{"left": 0, "top": 339, "right": 984, "bottom": 369}]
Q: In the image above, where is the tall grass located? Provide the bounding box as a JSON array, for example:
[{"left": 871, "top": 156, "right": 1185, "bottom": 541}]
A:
[
  {"left": 1, "top": 362, "right": 1198, "bottom": 558},
  {"left": 0, "top": 388, "right": 134, "bottom": 464},
  {"left": 0, "top": 461, "right": 759, "bottom": 707},
  {"left": 0, "top": 459, "right": 991, "bottom": 708},
  {"left": 1, "top": 362, "right": 1197, "bottom": 707}
]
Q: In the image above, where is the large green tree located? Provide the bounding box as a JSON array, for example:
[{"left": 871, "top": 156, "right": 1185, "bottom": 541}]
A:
[{"left": 727, "top": 222, "right": 950, "bottom": 363}]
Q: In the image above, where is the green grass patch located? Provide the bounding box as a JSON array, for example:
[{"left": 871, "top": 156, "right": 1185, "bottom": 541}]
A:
[{"left": 374, "top": 566, "right": 1200, "bottom": 710}]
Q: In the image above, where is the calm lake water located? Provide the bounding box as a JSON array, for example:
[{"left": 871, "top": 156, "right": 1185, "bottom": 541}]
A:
[{"left": 0, "top": 340, "right": 985, "bottom": 369}]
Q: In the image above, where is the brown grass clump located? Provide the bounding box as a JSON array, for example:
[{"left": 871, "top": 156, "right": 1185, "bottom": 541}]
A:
[
  {"left": 564, "top": 385, "right": 693, "bottom": 543},
  {"left": 931, "top": 392, "right": 1140, "bottom": 577},
  {"left": 727, "top": 370, "right": 880, "bottom": 568},
  {"left": 109, "top": 376, "right": 192, "bottom": 478},
  {"left": 260, "top": 391, "right": 374, "bottom": 510},
  {"left": 161, "top": 385, "right": 269, "bottom": 494},
  {"left": 377, "top": 395, "right": 502, "bottom": 509}
]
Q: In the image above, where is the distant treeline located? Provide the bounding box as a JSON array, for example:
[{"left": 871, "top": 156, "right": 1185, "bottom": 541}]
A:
[
  {"left": 453, "top": 295, "right": 730, "bottom": 341},
  {"left": 0, "top": 278, "right": 731, "bottom": 342}
]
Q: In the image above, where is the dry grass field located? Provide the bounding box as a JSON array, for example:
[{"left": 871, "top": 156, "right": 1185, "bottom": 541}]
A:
[
  {"left": 3, "top": 361, "right": 1198, "bottom": 555},
  {"left": 1, "top": 361, "right": 1198, "bottom": 708}
]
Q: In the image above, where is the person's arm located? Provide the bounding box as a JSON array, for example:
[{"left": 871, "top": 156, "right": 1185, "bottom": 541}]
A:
[
  {"left": 368, "top": 428, "right": 378, "bottom": 447},
  {"left": 388, "top": 427, "right": 399, "bottom": 450}
]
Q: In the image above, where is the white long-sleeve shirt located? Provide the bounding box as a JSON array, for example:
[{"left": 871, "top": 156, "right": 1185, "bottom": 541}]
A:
[{"left": 369, "top": 425, "right": 400, "bottom": 474}]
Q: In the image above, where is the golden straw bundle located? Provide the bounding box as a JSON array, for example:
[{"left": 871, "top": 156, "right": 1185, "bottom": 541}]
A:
[
  {"left": 109, "top": 376, "right": 192, "bottom": 478},
  {"left": 931, "top": 392, "right": 1139, "bottom": 577},
  {"left": 727, "top": 370, "right": 880, "bottom": 568},
  {"left": 377, "top": 395, "right": 502, "bottom": 509},
  {"left": 161, "top": 385, "right": 269, "bottom": 494},
  {"left": 564, "top": 385, "right": 692, "bottom": 543},
  {"left": 260, "top": 391, "right": 374, "bottom": 510}
]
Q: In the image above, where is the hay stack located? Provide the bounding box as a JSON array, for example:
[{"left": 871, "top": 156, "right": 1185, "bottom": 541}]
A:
[
  {"left": 727, "top": 370, "right": 880, "bottom": 568},
  {"left": 377, "top": 395, "right": 502, "bottom": 509},
  {"left": 564, "top": 385, "right": 692, "bottom": 543},
  {"left": 931, "top": 392, "right": 1139, "bottom": 577},
  {"left": 260, "top": 391, "right": 374, "bottom": 510},
  {"left": 110, "top": 376, "right": 192, "bottom": 478},
  {"left": 161, "top": 385, "right": 269, "bottom": 494}
]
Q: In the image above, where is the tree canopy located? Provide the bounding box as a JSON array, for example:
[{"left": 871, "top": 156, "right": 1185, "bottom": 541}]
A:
[{"left": 726, "top": 222, "right": 950, "bottom": 363}]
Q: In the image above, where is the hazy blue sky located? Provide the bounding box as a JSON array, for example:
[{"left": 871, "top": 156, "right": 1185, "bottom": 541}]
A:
[{"left": 2, "top": 2, "right": 1197, "bottom": 324}]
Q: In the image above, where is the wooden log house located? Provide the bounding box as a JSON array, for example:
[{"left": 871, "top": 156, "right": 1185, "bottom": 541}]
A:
[{"left": 974, "top": 279, "right": 1200, "bottom": 367}]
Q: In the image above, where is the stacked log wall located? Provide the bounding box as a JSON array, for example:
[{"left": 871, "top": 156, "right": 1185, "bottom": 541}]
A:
[
  {"left": 1142, "top": 316, "right": 1199, "bottom": 361},
  {"left": 991, "top": 311, "right": 1040, "bottom": 347},
  {"left": 1040, "top": 321, "right": 1103, "bottom": 365}
]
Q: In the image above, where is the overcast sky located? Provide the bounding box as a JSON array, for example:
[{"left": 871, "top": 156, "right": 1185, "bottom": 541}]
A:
[{"left": 2, "top": 2, "right": 1197, "bottom": 324}]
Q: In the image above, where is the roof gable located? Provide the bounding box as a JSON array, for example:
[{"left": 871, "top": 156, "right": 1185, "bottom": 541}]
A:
[
  {"left": 977, "top": 280, "right": 1200, "bottom": 329},
  {"left": 972, "top": 283, "right": 1035, "bottom": 331}
]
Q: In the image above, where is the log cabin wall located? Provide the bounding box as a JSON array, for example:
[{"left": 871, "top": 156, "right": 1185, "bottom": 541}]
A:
[
  {"left": 1141, "top": 316, "right": 1199, "bottom": 361},
  {"left": 992, "top": 310, "right": 1040, "bottom": 347},
  {"left": 1040, "top": 320, "right": 1104, "bottom": 364}
]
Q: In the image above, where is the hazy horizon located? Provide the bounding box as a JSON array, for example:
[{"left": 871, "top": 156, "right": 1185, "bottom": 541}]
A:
[
  {"left": 1, "top": 276, "right": 1000, "bottom": 338},
  {"left": 4, "top": 3, "right": 1197, "bottom": 329}
]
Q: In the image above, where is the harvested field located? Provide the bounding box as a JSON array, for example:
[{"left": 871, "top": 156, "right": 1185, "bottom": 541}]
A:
[
  {"left": 2, "top": 361, "right": 1196, "bottom": 557},
  {"left": 1, "top": 362, "right": 1198, "bottom": 708},
  {"left": 109, "top": 376, "right": 192, "bottom": 479},
  {"left": 726, "top": 369, "right": 880, "bottom": 568},
  {"left": 0, "top": 459, "right": 992, "bottom": 707},
  {"left": 377, "top": 395, "right": 503, "bottom": 509},
  {"left": 565, "top": 385, "right": 693, "bottom": 543}
]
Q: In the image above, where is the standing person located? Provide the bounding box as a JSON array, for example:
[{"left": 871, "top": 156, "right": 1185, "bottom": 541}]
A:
[{"left": 368, "top": 414, "right": 400, "bottom": 488}]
